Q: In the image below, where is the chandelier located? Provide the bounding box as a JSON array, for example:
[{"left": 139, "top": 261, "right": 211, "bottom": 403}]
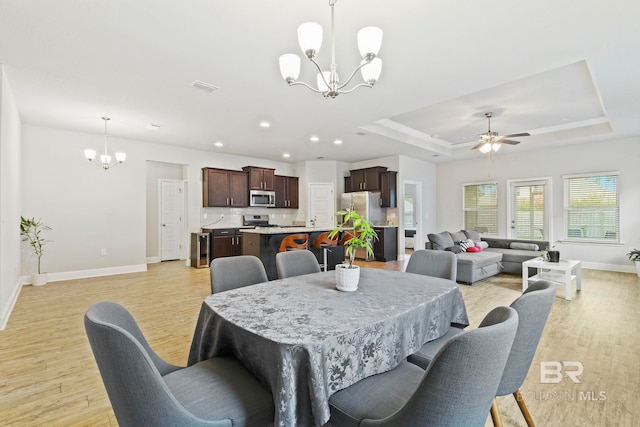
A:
[
  {"left": 278, "top": 0, "right": 383, "bottom": 98},
  {"left": 84, "top": 117, "right": 126, "bottom": 170}
]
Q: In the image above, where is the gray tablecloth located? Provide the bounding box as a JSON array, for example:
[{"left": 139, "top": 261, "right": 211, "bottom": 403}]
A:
[{"left": 188, "top": 269, "right": 468, "bottom": 427}]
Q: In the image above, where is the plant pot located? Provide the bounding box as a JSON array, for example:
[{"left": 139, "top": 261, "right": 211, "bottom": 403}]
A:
[
  {"left": 547, "top": 250, "right": 560, "bottom": 263},
  {"left": 636, "top": 261, "right": 640, "bottom": 278},
  {"left": 335, "top": 264, "right": 360, "bottom": 292},
  {"left": 32, "top": 273, "right": 48, "bottom": 286}
]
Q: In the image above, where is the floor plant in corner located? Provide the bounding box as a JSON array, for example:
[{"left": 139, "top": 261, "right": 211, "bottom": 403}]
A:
[
  {"left": 20, "top": 216, "right": 52, "bottom": 286},
  {"left": 329, "top": 208, "right": 378, "bottom": 292},
  {"left": 627, "top": 248, "right": 640, "bottom": 277}
]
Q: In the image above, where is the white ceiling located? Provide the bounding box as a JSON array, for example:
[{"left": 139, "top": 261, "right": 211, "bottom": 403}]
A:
[{"left": 1, "top": 0, "right": 639, "bottom": 164}]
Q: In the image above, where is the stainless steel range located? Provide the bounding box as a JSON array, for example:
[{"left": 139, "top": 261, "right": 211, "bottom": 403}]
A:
[{"left": 243, "top": 215, "right": 280, "bottom": 229}]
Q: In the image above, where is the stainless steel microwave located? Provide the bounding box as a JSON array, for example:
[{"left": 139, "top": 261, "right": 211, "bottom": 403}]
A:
[{"left": 249, "top": 190, "right": 276, "bottom": 207}]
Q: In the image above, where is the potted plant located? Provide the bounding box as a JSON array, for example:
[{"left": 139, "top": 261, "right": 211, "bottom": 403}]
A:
[
  {"left": 627, "top": 248, "right": 640, "bottom": 277},
  {"left": 20, "top": 216, "right": 51, "bottom": 286},
  {"left": 328, "top": 208, "right": 378, "bottom": 291}
]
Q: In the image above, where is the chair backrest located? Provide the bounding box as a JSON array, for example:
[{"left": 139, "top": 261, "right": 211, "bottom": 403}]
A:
[
  {"left": 405, "top": 249, "right": 457, "bottom": 281},
  {"left": 276, "top": 250, "right": 321, "bottom": 279},
  {"left": 374, "top": 306, "right": 518, "bottom": 427},
  {"left": 84, "top": 301, "right": 206, "bottom": 426},
  {"left": 312, "top": 231, "right": 338, "bottom": 248},
  {"left": 340, "top": 231, "right": 355, "bottom": 246},
  {"left": 210, "top": 255, "right": 268, "bottom": 294},
  {"left": 278, "top": 233, "right": 310, "bottom": 252},
  {"left": 496, "top": 280, "right": 556, "bottom": 396}
]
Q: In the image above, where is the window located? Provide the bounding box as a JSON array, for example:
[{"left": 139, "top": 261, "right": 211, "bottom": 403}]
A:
[
  {"left": 563, "top": 172, "right": 619, "bottom": 242},
  {"left": 463, "top": 182, "right": 498, "bottom": 234},
  {"left": 404, "top": 195, "right": 415, "bottom": 228}
]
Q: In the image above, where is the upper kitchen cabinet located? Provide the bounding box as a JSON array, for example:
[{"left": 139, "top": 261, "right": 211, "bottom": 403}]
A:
[
  {"left": 275, "top": 175, "right": 299, "bottom": 208},
  {"left": 348, "top": 166, "right": 388, "bottom": 192},
  {"left": 243, "top": 166, "right": 275, "bottom": 191},
  {"left": 202, "top": 168, "right": 248, "bottom": 207},
  {"left": 380, "top": 171, "right": 397, "bottom": 208}
]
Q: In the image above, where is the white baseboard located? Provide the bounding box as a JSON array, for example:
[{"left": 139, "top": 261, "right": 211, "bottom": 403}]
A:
[
  {"left": 581, "top": 262, "right": 636, "bottom": 274},
  {"left": 146, "top": 256, "right": 161, "bottom": 264},
  {"left": 0, "top": 276, "right": 27, "bottom": 331},
  {"left": 21, "top": 264, "right": 148, "bottom": 284}
]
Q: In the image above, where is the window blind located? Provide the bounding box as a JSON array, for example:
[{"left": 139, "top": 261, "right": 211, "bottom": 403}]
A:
[
  {"left": 564, "top": 173, "right": 619, "bottom": 241},
  {"left": 463, "top": 183, "right": 497, "bottom": 234}
]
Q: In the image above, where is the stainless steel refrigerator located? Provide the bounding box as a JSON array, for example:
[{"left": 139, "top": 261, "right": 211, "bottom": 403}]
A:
[{"left": 340, "top": 191, "right": 386, "bottom": 260}]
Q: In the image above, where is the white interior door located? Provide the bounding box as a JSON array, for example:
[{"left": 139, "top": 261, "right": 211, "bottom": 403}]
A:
[
  {"left": 509, "top": 179, "right": 550, "bottom": 240},
  {"left": 308, "top": 183, "right": 335, "bottom": 228},
  {"left": 160, "top": 180, "right": 185, "bottom": 261}
]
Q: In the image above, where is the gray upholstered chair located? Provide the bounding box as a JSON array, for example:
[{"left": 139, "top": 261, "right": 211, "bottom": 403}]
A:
[
  {"left": 275, "top": 249, "right": 321, "bottom": 279},
  {"left": 328, "top": 306, "right": 519, "bottom": 427},
  {"left": 405, "top": 249, "right": 457, "bottom": 281},
  {"left": 210, "top": 255, "right": 268, "bottom": 294},
  {"left": 407, "top": 280, "right": 556, "bottom": 427},
  {"left": 84, "top": 301, "right": 274, "bottom": 427}
]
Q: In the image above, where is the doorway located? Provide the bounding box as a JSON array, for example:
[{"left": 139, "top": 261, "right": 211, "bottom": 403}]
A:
[
  {"left": 308, "top": 183, "right": 335, "bottom": 228},
  {"left": 159, "top": 180, "right": 186, "bottom": 261},
  {"left": 402, "top": 181, "right": 422, "bottom": 257},
  {"left": 508, "top": 178, "right": 551, "bottom": 240}
]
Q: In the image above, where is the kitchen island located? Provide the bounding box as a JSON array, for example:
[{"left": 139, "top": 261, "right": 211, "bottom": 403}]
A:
[{"left": 241, "top": 227, "right": 345, "bottom": 280}]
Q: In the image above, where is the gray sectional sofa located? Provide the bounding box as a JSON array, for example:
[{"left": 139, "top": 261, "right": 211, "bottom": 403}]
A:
[{"left": 425, "top": 230, "right": 548, "bottom": 285}]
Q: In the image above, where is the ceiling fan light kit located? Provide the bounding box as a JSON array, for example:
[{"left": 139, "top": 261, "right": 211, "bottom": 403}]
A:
[
  {"left": 473, "top": 112, "right": 530, "bottom": 155},
  {"left": 84, "top": 117, "right": 126, "bottom": 170},
  {"left": 278, "top": 0, "right": 383, "bottom": 98}
]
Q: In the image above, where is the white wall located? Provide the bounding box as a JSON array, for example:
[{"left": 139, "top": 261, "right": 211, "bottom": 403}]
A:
[
  {"left": 21, "top": 124, "right": 293, "bottom": 280},
  {"left": 436, "top": 137, "right": 640, "bottom": 272},
  {"left": 0, "top": 67, "right": 23, "bottom": 329}
]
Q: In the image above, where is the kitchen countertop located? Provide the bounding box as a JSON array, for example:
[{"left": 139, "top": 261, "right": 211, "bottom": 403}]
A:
[{"left": 240, "top": 226, "right": 335, "bottom": 235}]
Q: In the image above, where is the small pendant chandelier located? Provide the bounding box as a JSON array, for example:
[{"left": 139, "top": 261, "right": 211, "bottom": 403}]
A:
[
  {"left": 278, "top": 0, "right": 383, "bottom": 98},
  {"left": 84, "top": 117, "right": 126, "bottom": 170}
]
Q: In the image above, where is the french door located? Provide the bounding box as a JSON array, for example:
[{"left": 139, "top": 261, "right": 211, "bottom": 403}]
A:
[{"left": 509, "top": 179, "right": 550, "bottom": 240}]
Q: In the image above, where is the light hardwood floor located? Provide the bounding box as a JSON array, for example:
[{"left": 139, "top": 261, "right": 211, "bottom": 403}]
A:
[{"left": 1, "top": 259, "right": 638, "bottom": 426}]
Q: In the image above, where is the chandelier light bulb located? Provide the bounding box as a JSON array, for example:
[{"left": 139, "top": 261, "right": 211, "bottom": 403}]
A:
[
  {"left": 84, "top": 117, "right": 126, "bottom": 170},
  {"left": 115, "top": 152, "right": 127, "bottom": 162},
  {"left": 492, "top": 142, "right": 501, "bottom": 152},
  {"left": 279, "top": 54, "right": 301, "bottom": 83},
  {"left": 297, "top": 22, "right": 323, "bottom": 58},
  {"left": 479, "top": 142, "right": 492, "bottom": 154},
  {"left": 361, "top": 58, "right": 382, "bottom": 84},
  {"left": 84, "top": 149, "right": 96, "bottom": 161},
  {"left": 317, "top": 71, "right": 331, "bottom": 92},
  {"left": 357, "top": 26, "right": 383, "bottom": 60}
]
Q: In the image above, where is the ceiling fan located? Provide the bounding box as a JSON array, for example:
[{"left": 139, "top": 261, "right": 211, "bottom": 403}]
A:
[{"left": 472, "top": 112, "right": 530, "bottom": 153}]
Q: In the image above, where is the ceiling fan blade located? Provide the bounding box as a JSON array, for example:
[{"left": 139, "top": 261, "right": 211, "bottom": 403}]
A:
[
  {"left": 500, "top": 139, "right": 521, "bottom": 145},
  {"left": 497, "top": 132, "right": 530, "bottom": 139},
  {"left": 471, "top": 142, "right": 484, "bottom": 150}
]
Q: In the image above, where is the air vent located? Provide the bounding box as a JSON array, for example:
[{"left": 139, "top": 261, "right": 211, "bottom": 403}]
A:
[
  {"left": 355, "top": 131, "right": 367, "bottom": 136},
  {"left": 191, "top": 80, "right": 219, "bottom": 93}
]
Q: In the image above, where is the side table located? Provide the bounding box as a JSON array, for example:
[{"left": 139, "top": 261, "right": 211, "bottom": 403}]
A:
[{"left": 522, "top": 258, "right": 582, "bottom": 301}]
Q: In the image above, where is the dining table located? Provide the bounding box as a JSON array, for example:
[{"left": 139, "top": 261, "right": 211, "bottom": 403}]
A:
[{"left": 188, "top": 268, "right": 469, "bottom": 427}]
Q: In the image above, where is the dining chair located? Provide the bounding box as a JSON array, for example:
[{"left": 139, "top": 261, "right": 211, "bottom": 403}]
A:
[
  {"left": 276, "top": 249, "right": 321, "bottom": 279},
  {"left": 407, "top": 280, "right": 556, "bottom": 427},
  {"left": 84, "top": 301, "right": 274, "bottom": 427},
  {"left": 312, "top": 231, "right": 339, "bottom": 271},
  {"left": 328, "top": 306, "right": 519, "bottom": 427},
  {"left": 210, "top": 255, "right": 268, "bottom": 294},
  {"left": 278, "top": 233, "right": 310, "bottom": 252},
  {"left": 405, "top": 249, "right": 457, "bottom": 281}
]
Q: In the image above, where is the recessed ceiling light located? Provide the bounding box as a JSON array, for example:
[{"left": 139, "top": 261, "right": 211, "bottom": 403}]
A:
[
  {"left": 214, "top": 141, "right": 224, "bottom": 147},
  {"left": 283, "top": 153, "right": 290, "bottom": 158},
  {"left": 334, "top": 139, "right": 343, "bottom": 145},
  {"left": 259, "top": 121, "right": 270, "bottom": 128},
  {"left": 310, "top": 135, "right": 319, "bottom": 142}
]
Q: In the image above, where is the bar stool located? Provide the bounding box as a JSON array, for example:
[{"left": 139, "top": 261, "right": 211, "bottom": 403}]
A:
[
  {"left": 312, "top": 232, "right": 339, "bottom": 271},
  {"left": 279, "top": 234, "right": 309, "bottom": 252}
]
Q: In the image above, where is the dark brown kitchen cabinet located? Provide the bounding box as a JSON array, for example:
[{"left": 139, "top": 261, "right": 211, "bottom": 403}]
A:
[
  {"left": 275, "top": 175, "right": 299, "bottom": 208},
  {"left": 373, "top": 227, "right": 398, "bottom": 262},
  {"left": 347, "top": 166, "right": 388, "bottom": 192},
  {"left": 211, "top": 228, "right": 242, "bottom": 259},
  {"left": 243, "top": 166, "right": 275, "bottom": 191},
  {"left": 202, "top": 168, "right": 248, "bottom": 207},
  {"left": 380, "top": 171, "right": 397, "bottom": 208}
]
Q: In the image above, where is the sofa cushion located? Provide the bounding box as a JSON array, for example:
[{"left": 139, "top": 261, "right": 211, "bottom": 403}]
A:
[
  {"left": 449, "top": 230, "right": 467, "bottom": 243},
  {"left": 459, "top": 239, "right": 475, "bottom": 250},
  {"left": 427, "top": 231, "right": 454, "bottom": 250},
  {"left": 463, "top": 230, "right": 481, "bottom": 242},
  {"left": 510, "top": 242, "right": 539, "bottom": 251},
  {"left": 485, "top": 248, "right": 540, "bottom": 264},
  {"left": 456, "top": 251, "right": 502, "bottom": 268}
]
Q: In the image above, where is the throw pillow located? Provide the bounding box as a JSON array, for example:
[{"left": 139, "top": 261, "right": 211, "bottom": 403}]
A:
[
  {"left": 477, "top": 241, "right": 489, "bottom": 250},
  {"left": 510, "top": 242, "right": 540, "bottom": 251},
  {"left": 449, "top": 230, "right": 467, "bottom": 243},
  {"left": 463, "top": 229, "right": 482, "bottom": 242},
  {"left": 467, "top": 246, "right": 481, "bottom": 252},
  {"left": 445, "top": 245, "right": 464, "bottom": 254},
  {"left": 427, "top": 231, "right": 454, "bottom": 250},
  {"left": 459, "top": 239, "right": 474, "bottom": 250}
]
